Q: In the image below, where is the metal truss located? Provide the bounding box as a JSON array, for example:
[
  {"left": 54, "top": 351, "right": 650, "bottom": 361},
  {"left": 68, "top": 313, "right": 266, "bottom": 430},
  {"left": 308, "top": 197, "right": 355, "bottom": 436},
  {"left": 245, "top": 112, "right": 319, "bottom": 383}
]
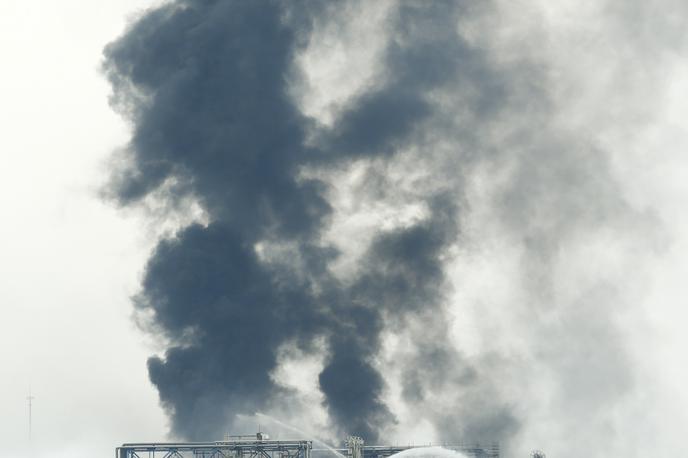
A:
[
  {"left": 116, "top": 439, "right": 312, "bottom": 458},
  {"left": 118, "top": 438, "right": 499, "bottom": 458}
]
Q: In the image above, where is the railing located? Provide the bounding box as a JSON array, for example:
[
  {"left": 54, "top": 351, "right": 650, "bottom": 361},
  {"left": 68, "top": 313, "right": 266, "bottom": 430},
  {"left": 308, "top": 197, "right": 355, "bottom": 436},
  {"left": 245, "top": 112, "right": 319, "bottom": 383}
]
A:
[
  {"left": 117, "top": 439, "right": 499, "bottom": 458},
  {"left": 116, "top": 439, "right": 312, "bottom": 458}
]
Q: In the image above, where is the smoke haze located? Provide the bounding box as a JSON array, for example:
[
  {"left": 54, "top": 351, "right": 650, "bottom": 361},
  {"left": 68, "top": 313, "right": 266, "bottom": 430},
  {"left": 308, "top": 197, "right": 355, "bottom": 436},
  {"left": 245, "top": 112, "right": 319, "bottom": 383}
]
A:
[{"left": 103, "top": 1, "right": 688, "bottom": 456}]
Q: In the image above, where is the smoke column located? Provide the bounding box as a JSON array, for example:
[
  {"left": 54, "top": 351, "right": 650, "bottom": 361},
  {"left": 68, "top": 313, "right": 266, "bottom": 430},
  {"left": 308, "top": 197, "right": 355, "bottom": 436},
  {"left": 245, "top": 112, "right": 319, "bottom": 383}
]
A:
[
  {"left": 103, "top": 0, "right": 676, "bottom": 455},
  {"left": 104, "top": 0, "right": 468, "bottom": 442}
]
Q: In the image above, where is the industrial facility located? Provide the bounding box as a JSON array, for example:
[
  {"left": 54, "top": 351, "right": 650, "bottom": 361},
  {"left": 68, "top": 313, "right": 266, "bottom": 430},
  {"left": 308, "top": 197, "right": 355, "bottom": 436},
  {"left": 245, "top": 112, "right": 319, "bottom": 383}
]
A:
[{"left": 116, "top": 433, "right": 500, "bottom": 458}]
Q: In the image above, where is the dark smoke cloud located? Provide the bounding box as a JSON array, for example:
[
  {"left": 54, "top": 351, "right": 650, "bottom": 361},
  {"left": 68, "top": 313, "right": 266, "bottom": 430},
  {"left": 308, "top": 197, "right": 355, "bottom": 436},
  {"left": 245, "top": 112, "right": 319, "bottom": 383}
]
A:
[
  {"left": 104, "top": 0, "right": 330, "bottom": 439},
  {"left": 103, "top": 0, "right": 479, "bottom": 442},
  {"left": 103, "top": 0, "right": 653, "bottom": 454}
]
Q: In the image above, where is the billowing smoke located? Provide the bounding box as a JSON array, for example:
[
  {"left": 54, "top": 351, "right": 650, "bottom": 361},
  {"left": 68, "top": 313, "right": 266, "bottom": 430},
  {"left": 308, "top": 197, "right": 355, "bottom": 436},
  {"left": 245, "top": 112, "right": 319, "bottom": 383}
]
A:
[
  {"left": 103, "top": 0, "right": 670, "bottom": 455},
  {"left": 104, "top": 0, "right": 471, "bottom": 442}
]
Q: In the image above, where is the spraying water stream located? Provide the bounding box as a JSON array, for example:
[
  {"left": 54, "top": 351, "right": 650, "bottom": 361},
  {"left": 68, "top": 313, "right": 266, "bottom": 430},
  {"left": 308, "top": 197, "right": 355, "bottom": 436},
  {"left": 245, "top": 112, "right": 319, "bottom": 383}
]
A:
[
  {"left": 387, "top": 447, "right": 468, "bottom": 458},
  {"left": 242, "top": 415, "right": 467, "bottom": 458},
  {"left": 252, "top": 412, "right": 347, "bottom": 458}
]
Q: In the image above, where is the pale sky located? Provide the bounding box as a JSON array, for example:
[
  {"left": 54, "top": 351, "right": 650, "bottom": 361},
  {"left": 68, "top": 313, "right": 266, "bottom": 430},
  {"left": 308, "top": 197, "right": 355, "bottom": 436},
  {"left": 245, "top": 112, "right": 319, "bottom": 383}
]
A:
[
  {"left": 0, "top": 2, "right": 166, "bottom": 457},
  {"left": 1, "top": 1, "right": 688, "bottom": 458}
]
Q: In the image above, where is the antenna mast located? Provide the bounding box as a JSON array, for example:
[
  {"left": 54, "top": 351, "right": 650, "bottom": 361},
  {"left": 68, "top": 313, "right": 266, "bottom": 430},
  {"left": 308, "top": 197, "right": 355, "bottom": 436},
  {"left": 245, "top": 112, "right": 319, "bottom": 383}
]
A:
[{"left": 27, "top": 388, "right": 35, "bottom": 443}]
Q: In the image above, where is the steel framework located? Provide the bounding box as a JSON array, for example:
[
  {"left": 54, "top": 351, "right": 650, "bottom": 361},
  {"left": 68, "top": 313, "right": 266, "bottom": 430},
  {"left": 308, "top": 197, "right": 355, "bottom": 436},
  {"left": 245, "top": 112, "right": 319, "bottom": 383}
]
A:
[
  {"left": 117, "top": 437, "right": 499, "bottom": 458},
  {"left": 116, "top": 439, "right": 312, "bottom": 458}
]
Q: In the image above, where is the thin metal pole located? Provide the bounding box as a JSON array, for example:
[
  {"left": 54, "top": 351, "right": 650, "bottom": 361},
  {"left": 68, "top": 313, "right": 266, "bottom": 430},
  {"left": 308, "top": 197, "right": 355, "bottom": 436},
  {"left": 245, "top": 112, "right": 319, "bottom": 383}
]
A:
[{"left": 27, "top": 387, "right": 35, "bottom": 443}]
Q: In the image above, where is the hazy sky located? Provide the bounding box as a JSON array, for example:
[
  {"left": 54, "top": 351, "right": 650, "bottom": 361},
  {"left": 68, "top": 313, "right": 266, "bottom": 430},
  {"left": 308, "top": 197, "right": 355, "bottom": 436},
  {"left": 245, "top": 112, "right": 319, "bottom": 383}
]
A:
[
  {"left": 0, "top": 2, "right": 165, "bottom": 457},
  {"left": 2, "top": 1, "right": 688, "bottom": 457}
]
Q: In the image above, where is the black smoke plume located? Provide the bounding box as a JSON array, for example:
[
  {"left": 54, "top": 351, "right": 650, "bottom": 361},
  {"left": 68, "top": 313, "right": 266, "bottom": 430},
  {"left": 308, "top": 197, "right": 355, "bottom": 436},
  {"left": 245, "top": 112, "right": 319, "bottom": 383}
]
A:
[
  {"left": 103, "top": 0, "right": 645, "bottom": 453},
  {"left": 104, "top": 0, "right": 471, "bottom": 441}
]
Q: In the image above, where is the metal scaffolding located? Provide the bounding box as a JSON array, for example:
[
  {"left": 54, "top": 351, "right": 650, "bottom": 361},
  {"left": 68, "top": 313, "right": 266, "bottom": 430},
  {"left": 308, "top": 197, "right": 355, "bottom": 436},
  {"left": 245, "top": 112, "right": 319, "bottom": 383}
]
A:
[
  {"left": 116, "top": 435, "right": 499, "bottom": 458},
  {"left": 116, "top": 439, "right": 312, "bottom": 458}
]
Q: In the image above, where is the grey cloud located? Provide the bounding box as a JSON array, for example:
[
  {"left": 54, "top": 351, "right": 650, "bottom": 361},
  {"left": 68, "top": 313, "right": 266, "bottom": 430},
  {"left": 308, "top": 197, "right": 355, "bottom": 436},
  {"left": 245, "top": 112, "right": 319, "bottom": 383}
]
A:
[
  {"left": 104, "top": 0, "right": 657, "bottom": 454},
  {"left": 103, "top": 0, "right": 477, "bottom": 443}
]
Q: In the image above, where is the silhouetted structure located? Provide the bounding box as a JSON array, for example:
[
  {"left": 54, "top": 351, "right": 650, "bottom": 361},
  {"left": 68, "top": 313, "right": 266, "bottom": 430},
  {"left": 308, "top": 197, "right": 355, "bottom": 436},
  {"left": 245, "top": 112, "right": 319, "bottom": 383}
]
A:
[{"left": 116, "top": 434, "right": 499, "bottom": 458}]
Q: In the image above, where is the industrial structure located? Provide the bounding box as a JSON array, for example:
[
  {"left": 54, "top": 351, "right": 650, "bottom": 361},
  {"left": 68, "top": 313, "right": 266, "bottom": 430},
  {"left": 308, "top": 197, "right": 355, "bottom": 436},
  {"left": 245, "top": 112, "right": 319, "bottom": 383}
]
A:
[
  {"left": 338, "top": 435, "right": 499, "bottom": 458},
  {"left": 116, "top": 435, "right": 311, "bottom": 458},
  {"left": 116, "top": 433, "right": 499, "bottom": 458}
]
